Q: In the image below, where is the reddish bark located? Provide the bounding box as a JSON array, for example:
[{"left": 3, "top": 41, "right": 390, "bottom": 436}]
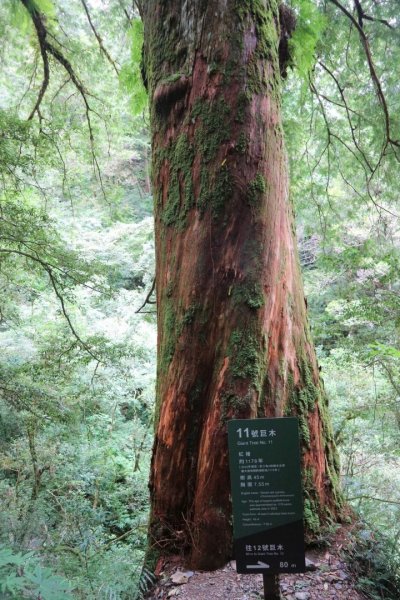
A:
[{"left": 142, "top": 0, "right": 342, "bottom": 569}]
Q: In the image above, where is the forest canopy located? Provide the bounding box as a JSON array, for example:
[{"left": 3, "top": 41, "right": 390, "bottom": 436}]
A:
[{"left": 0, "top": 0, "right": 399, "bottom": 599}]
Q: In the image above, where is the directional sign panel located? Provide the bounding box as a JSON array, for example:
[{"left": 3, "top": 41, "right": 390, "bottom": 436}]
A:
[{"left": 228, "top": 418, "right": 305, "bottom": 574}]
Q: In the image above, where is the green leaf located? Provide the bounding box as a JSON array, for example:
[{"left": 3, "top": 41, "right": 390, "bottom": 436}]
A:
[
  {"left": 32, "top": 0, "right": 56, "bottom": 17},
  {"left": 130, "top": 18, "right": 144, "bottom": 65},
  {"left": 367, "top": 342, "right": 400, "bottom": 359},
  {"left": 120, "top": 18, "right": 148, "bottom": 115},
  {"left": 25, "top": 566, "right": 73, "bottom": 599},
  {"left": 0, "top": 546, "right": 33, "bottom": 568},
  {"left": 289, "top": 0, "right": 327, "bottom": 77}
]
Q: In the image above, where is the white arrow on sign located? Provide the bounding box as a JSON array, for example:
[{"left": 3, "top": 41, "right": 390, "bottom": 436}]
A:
[{"left": 246, "top": 561, "right": 270, "bottom": 569}]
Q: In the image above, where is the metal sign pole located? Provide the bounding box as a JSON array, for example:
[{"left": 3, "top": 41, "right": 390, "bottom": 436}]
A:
[{"left": 263, "top": 574, "right": 280, "bottom": 599}]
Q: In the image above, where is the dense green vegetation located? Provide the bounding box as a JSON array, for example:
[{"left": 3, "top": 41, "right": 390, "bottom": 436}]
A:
[
  {"left": 285, "top": 2, "right": 400, "bottom": 596},
  {"left": 0, "top": 0, "right": 399, "bottom": 598},
  {"left": 0, "top": 1, "right": 156, "bottom": 597}
]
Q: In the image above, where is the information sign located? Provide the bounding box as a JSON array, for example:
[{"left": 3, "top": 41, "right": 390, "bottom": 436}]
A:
[{"left": 228, "top": 417, "right": 305, "bottom": 574}]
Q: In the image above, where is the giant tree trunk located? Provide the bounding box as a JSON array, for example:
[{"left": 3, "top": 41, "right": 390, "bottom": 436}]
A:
[{"left": 142, "top": 0, "right": 342, "bottom": 570}]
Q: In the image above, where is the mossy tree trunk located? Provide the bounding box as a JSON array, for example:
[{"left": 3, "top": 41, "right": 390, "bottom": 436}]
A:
[{"left": 142, "top": 0, "right": 342, "bottom": 570}]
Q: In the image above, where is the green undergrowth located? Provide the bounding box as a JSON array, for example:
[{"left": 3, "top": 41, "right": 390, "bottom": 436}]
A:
[{"left": 344, "top": 524, "right": 400, "bottom": 600}]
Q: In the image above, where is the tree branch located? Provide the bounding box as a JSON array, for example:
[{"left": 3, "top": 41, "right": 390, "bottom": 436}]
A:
[
  {"left": 135, "top": 277, "right": 156, "bottom": 313},
  {"left": 318, "top": 60, "right": 373, "bottom": 172},
  {"left": 0, "top": 248, "right": 101, "bottom": 362},
  {"left": 19, "top": 0, "right": 107, "bottom": 197},
  {"left": 20, "top": 0, "right": 50, "bottom": 120},
  {"left": 79, "top": 0, "right": 120, "bottom": 75},
  {"left": 133, "top": 0, "right": 144, "bottom": 19},
  {"left": 354, "top": 0, "right": 394, "bottom": 30},
  {"left": 347, "top": 494, "right": 400, "bottom": 506},
  {"left": 328, "top": 0, "right": 399, "bottom": 156}
]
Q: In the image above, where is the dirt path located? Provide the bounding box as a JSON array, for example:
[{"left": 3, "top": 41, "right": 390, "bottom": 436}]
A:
[{"left": 147, "top": 526, "right": 368, "bottom": 599}]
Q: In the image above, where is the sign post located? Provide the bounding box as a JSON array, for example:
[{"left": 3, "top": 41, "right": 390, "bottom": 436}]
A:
[
  {"left": 263, "top": 574, "right": 280, "bottom": 599},
  {"left": 228, "top": 418, "right": 305, "bottom": 599}
]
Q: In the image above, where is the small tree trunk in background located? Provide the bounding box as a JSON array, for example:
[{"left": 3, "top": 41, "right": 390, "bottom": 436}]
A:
[
  {"left": 27, "top": 424, "right": 41, "bottom": 501},
  {"left": 142, "top": 0, "right": 342, "bottom": 570}
]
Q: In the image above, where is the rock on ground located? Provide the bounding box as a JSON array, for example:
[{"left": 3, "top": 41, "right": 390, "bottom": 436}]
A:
[{"left": 146, "top": 525, "right": 368, "bottom": 600}]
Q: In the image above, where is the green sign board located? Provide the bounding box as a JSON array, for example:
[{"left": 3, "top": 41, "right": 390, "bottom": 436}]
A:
[{"left": 228, "top": 417, "right": 305, "bottom": 574}]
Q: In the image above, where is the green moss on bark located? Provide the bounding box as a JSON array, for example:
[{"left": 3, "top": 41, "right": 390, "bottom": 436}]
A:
[
  {"left": 303, "top": 498, "right": 321, "bottom": 534},
  {"left": 287, "top": 359, "right": 317, "bottom": 448},
  {"left": 180, "top": 304, "right": 198, "bottom": 328},
  {"left": 235, "top": 0, "right": 281, "bottom": 98},
  {"left": 284, "top": 357, "right": 343, "bottom": 535},
  {"left": 220, "top": 390, "right": 255, "bottom": 423},
  {"left": 248, "top": 173, "right": 267, "bottom": 205},
  {"left": 235, "top": 91, "right": 251, "bottom": 123},
  {"left": 228, "top": 329, "right": 262, "bottom": 384},
  {"left": 237, "top": 0, "right": 279, "bottom": 55},
  {"left": 222, "top": 58, "right": 237, "bottom": 86},
  {"left": 198, "top": 164, "right": 233, "bottom": 219},
  {"left": 232, "top": 280, "right": 264, "bottom": 309},
  {"left": 159, "top": 301, "right": 177, "bottom": 372},
  {"left": 143, "top": 8, "right": 187, "bottom": 97},
  {"left": 192, "top": 98, "right": 231, "bottom": 163},
  {"left": 289, "top": 358, "right": 320, "bottom": 416},
  {"left": 236, "top": 132, "right": 249, "bottom": 154},
  {"left": 299, "top": 415, "right": 311, "bottom": 447},
  {"left": 302, "top": 467, "right": 323, "bottom": 534},
  {"left": 161, "top": 133, "right": 194, "bottom": 228},
  {"left": 160, "top": 72, "right": 187, "bottom": 84}
]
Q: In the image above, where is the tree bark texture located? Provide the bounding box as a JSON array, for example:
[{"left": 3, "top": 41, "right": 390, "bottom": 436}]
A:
[{"left": 142, "top": 0, "right": 342, "bottom": 570}]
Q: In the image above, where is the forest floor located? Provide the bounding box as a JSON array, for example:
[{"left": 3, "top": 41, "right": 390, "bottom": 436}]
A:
[{"left": 147, "top": 524, "right": 369, "bottom": 599}]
